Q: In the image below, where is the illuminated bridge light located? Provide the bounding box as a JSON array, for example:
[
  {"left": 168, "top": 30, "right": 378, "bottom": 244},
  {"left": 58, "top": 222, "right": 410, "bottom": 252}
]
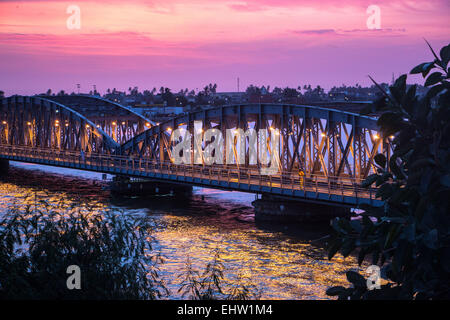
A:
[
  {"left": 121, "top": 121, "right": 125, "bottom": 125},
  {"left": 2, "top": 121, "right": 6, "bottom": 125},
  {"left": 145, "top": 123, "right": 151, "bottom": 127},
  {"left": 373, "top": 134, "right": 380, "bottom": 140},
  {"left": 27, "top": 122, "right": 31, "bottom": 126},
  {"left": 112, "top": 122, "right": 117, "bottom": 126},
  {"left": 321, "top": 133, "right": 326, "bottom": 137}
]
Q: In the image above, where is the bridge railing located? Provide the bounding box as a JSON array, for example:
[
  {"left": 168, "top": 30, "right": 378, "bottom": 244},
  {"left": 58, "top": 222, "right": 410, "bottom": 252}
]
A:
[{"left": 0, "top": 145, "right": 377, "bottom": 203}]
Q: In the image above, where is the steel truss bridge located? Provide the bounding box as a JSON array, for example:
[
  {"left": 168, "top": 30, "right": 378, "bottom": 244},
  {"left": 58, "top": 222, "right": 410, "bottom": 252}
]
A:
[{"left": 0, "top": 95, "right": 391, "bottom": 207}]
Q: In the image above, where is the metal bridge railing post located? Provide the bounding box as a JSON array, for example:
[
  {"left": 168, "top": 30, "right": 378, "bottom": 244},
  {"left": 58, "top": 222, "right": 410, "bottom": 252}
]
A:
[
  {"left": 237, "top": 168, "right": 240, "bottom": 188},
  {"left": 315, "top": 175, "right": 318, "bottom": 195}
]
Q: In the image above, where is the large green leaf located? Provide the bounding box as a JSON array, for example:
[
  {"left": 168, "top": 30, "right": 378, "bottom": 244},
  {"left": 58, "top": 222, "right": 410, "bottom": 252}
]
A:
[
  {"left": 439, "top": 44, "right": 450, "bottom": 68},
  {"left": 424, "top": 72, "right": 443, "bottom": 87},
  {"left": 410, "top": 62, "right": 433, "bottom": 75},
  {"left": 426, "top": 84, "right": 445, "bottom": 100},
  {"left": 362, "top": 174, "right": 379, "bottom": 188},
  {"left": 327, "top": 238, "right": 342, "bottom": 260},
  {"left": 377, "top": 110, "right": 403, "bottom": 126},
  {"left": 326, "top": 286, "right": 347, "bottom": 296},
  {"left": 376, "top": 183, "right": 393, "bottom": 200},
  {"left": 374, "top": 154, "right": 387, "bottom": 168},
  {"left": 393, "top": 74, "right": 407, "bottom": 92},
  {"left": 346, "top": 271, "right": 366, "bottom": 288}
]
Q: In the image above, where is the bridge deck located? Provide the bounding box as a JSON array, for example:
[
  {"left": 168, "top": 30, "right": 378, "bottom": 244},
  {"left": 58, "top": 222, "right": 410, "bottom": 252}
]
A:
[{"left": 0, "top": 146, "right": 382, "bottom": 207}]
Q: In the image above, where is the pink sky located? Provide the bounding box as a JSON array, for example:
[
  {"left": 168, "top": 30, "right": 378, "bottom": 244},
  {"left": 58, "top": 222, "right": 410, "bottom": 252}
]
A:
[{"left": 0, "top": 0, "right": 449, "bottom": 95}]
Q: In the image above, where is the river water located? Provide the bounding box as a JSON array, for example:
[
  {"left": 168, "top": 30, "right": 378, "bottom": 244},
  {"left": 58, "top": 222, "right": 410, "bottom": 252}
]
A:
[{"left": 0, "top": 161, "right": 363, "bottom": 299}]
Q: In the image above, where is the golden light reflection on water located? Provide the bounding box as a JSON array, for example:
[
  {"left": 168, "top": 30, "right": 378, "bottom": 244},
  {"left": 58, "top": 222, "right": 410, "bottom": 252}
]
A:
[
  {"left": 1, "top": 166, "right": 365, "bottom": 300},
  {"left": 153, "top": 214, "right": 364, "bottom": 300}
]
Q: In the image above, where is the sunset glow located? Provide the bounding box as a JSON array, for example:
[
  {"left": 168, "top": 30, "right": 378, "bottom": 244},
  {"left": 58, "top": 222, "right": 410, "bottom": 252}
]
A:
[{"left": 1, "top": 0, "right": 449, "bottom": 95}]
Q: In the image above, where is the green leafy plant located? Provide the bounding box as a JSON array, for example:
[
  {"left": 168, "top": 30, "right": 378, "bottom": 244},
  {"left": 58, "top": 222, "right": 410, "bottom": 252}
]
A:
[
  {"left": 178, "top": 248, "right": 261, "bottom": 300},
  {"left": 326, "top": 42, "right": 450, "bottom": 300},
  {"left": 0, "top": 200, "right": 168, "bottom": 299}
]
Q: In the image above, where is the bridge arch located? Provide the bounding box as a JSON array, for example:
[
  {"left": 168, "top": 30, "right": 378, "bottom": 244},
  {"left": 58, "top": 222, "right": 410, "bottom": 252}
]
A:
[
  {"left": 0, "top": 96, "right": 119, "bottom": 153},
  {"left": 120, "top": 103, "right": 390, "bottom": 180},
  {"left": 41, "top": 94, "right": 155, "bottom": 144}
]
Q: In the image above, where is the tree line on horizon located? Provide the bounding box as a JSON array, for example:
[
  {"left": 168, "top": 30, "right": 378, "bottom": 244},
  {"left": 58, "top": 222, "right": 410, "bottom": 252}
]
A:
[
  {"left": 2, "top": 80, "right": 430, "bottom": 108},
  {"left": 7, "top": 81, "right": 425, "bottom": 108}
]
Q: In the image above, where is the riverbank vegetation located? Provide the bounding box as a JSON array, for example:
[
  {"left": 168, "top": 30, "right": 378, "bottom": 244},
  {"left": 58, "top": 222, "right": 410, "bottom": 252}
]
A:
[
  {"left": 326, "top": 42, "right": 450, "bottom": 299},
  {"left": 0, "top": 199, "right": 259, "bottom": 300}
]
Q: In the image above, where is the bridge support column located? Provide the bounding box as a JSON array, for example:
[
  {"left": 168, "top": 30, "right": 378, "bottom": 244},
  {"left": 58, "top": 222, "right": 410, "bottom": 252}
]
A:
[
  {"left": 0, "top": 159, "right": 9, "bottom": 177},
  {"left": 252, "top": 194, "right": 350, "bottom": 223},
  {"left": 110, "top": 176, "right": 192, "bottom": 198}
]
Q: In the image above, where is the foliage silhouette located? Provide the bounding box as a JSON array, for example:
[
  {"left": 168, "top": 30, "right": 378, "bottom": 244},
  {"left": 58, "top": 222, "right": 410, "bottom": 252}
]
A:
[
  {"left": 326, "top": 42, "right": 450, "bottom": 300},
  {"left": 178, "top": 248, "right": 261, "bottom": 300},
  {"left": 0, "top": 201, "right": 167, "bottom": 299}
]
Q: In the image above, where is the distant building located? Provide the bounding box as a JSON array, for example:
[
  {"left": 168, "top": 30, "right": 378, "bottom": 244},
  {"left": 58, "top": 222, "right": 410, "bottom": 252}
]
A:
[
  {"left": 213, "top": 92, "right": 247, "bottom": 104},
  {"left": 249, "top": 93, "right": 273, "bottom": 103},
  {"left": 132, "top": 104, "right": 184, "bottom": 117},
  {"left": 104, "top": 91, "right": 126, "bottom": 104}
]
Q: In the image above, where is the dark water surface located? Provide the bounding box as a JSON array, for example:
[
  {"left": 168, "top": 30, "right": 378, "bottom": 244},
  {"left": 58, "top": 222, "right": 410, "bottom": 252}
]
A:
[{"left": 0, "top": 161, "right": 363, "bottom": 299}]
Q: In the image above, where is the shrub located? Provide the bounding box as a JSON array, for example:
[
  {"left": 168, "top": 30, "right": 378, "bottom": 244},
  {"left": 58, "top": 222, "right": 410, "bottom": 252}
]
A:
[{"left": 0, "top": 201, "right": 167, "bottom": 299}]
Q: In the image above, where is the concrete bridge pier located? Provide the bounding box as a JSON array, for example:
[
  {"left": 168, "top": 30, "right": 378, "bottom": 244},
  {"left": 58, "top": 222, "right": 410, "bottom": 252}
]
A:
[
  {"left": 252, "top": 194, "right": 350, "bottom": 223},
  {"left": 110, "top": 175, "right": 193, "bottom": 198},
  {"left": 0, "top": 159, "right": 9, "bottom": 177}
]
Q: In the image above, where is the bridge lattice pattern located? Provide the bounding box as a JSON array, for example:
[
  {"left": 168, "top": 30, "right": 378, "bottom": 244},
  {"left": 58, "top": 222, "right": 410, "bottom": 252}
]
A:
[
  {"left": 121, "top": 104, "right": 391, "bottom": 181},
  {"left": 0, "top": 95, "right": 392, "bottom": 207}
]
